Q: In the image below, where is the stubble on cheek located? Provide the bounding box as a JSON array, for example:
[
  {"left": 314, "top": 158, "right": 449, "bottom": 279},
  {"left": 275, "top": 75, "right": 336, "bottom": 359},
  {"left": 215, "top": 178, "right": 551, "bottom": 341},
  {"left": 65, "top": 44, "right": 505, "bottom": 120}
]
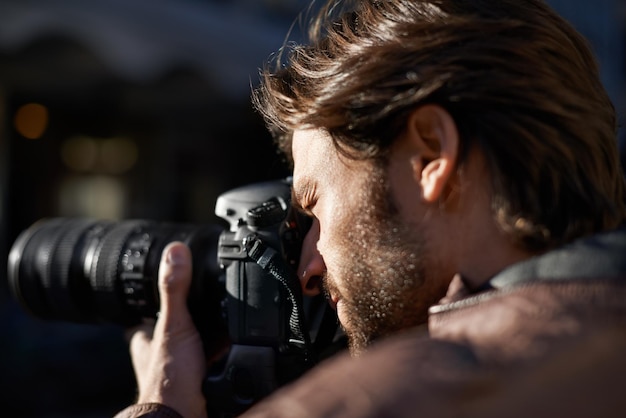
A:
[
  {"left": 338, "top": 229, "right": 429, "bottom": 356},
  {"left": 321, "top": 163, "right": 435, "bottom": 356}
]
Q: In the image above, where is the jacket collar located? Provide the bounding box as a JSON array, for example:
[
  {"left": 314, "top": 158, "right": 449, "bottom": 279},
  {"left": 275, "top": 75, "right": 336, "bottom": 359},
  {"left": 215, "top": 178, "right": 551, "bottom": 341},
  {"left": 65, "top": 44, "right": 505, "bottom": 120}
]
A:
[
  {"left": 488, "top": 227, "right": 626, "bottom": 290},
  {"left": 429, "top": 227, "right": 626, "bottom": 315}
]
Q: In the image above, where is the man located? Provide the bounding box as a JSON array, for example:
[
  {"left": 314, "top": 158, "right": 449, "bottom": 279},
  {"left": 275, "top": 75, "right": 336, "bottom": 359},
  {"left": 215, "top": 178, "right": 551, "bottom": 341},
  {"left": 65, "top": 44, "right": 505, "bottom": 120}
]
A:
[{"left": 116, "top": 0, "right": 626, "bottom": 417}]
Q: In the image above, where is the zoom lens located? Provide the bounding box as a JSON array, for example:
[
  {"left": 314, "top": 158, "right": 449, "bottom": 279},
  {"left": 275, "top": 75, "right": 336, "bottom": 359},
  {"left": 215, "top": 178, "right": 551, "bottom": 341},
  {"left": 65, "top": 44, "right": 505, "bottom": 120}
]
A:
[{"left": 8, "top": 218, "right": 224, "bottom": 326}]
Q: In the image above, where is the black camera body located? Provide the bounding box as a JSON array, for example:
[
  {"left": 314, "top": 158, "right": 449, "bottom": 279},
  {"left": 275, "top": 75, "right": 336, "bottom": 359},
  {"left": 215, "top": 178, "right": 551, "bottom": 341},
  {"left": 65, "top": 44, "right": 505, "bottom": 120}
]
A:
[{"left": 7, "top": 179, "right": 336, "bottom": 416}]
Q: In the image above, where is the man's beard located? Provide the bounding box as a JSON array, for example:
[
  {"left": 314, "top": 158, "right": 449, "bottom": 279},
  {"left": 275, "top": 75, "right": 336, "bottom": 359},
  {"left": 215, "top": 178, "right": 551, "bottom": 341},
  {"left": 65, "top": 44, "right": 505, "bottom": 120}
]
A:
[{"left": 323, "top": 162, "right": 448, "bottom": 356}]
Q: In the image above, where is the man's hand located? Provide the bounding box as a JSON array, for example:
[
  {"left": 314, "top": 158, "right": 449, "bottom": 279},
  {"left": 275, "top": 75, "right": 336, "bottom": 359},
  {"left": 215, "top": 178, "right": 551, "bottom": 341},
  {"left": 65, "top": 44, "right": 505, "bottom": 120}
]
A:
[{"left": 127, "top": 242, "right": 208, "bottom": 418}]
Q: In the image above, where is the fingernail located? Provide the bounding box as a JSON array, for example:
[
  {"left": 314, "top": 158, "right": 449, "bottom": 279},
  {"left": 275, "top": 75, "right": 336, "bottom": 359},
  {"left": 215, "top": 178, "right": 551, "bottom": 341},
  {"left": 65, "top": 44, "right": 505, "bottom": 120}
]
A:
[{"left": 167, "top": 246, "right": 186, "bottom": 266}]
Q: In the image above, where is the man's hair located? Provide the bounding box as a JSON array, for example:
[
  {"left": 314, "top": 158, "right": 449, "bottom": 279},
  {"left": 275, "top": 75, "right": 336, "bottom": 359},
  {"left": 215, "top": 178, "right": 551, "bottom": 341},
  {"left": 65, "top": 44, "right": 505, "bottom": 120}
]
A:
[{"left": 253, "top": 0, "right": 626, "bottom": 251}]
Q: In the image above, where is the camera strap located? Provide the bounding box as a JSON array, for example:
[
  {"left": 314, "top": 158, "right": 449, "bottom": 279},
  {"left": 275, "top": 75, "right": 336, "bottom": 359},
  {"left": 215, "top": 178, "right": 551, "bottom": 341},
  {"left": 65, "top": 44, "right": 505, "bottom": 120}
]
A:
[{"left": 244, "top": 234, "right": 316, "bottom": 366}]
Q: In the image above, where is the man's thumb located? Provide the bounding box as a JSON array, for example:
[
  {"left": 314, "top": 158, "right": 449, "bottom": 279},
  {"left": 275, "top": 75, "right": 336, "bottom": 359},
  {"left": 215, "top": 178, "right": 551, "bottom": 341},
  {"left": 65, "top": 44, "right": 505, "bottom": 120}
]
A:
[{"left": 157, "top": 242, "right": 193, "bottom": 322}]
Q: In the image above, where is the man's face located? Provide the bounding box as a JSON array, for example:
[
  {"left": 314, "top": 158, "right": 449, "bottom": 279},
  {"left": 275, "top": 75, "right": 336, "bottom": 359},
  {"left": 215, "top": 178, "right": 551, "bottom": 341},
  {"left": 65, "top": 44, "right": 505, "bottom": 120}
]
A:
[{"left": 292, "top": 129, "right": 449, "bottom": 355}]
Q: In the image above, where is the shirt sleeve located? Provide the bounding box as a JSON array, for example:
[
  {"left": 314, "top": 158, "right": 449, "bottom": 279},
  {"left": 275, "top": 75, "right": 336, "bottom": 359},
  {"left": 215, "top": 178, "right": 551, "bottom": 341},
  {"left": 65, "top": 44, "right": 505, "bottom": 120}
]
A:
[{"left": 113, "top": 403, "right": 184, "bottom": 418}]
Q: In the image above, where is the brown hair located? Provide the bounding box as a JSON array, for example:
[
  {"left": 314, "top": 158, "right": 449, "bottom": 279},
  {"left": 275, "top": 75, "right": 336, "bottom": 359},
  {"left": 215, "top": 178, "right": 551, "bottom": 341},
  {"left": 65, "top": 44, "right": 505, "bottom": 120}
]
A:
[{"left": 253, "top": 0, "right": 626, "bottom": 251}]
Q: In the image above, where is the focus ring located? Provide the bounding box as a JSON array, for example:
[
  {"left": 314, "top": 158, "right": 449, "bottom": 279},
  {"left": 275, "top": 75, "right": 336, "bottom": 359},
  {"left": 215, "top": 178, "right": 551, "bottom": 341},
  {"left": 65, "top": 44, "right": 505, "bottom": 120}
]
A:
[{"left": 90, "top": 220, "right": 147, "bottom": 323}]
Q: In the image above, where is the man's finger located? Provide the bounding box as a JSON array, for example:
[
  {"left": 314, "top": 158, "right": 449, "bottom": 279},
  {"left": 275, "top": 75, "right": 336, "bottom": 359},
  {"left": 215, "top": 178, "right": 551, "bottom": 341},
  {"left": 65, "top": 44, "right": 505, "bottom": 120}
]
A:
[{"left": 156, "top": 242, "right": 193, "bottom": 330}]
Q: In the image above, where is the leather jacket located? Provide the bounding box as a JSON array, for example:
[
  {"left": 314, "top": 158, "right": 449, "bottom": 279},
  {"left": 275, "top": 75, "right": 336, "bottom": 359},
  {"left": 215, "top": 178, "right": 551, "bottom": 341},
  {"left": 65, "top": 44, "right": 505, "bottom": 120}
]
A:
[
  {"left": 429, "top": 227, "right": 626, "bottom": 365},
  {"left": 117, "top": 228, "right": 626, "bottom": 417}
]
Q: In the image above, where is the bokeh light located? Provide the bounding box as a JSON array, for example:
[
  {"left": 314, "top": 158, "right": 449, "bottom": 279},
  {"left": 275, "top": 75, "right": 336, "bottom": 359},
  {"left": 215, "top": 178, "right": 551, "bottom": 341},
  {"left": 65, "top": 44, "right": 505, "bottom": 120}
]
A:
[
  {"left": 61, "top": 136, "right": 99, "bottom": 172},
  {"left": 100, "top": 137, "right": 138, "bottom": 174},
  {"left": 60, "top": 135, "right": 138, "bottom": 174},
  {"left": 58, "top": 175, "right": 125, "bottom": 219},
  {"left": 14, "top": 103, "right": 49, "bottom": 139}
]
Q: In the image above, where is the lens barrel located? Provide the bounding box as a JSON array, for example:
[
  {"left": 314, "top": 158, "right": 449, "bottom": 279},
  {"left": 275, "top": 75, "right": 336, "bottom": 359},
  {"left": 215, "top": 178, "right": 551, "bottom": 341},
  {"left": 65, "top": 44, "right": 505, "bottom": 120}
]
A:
[{"left": 8, "top": 218, "right": 223, "bottom": 326}]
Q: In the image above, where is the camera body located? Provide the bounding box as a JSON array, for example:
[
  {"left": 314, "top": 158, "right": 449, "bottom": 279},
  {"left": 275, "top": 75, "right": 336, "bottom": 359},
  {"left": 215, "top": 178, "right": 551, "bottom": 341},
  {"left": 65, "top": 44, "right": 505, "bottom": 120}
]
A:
[{"left": 8, "top": 179, "right": 333, "bottom": 416}]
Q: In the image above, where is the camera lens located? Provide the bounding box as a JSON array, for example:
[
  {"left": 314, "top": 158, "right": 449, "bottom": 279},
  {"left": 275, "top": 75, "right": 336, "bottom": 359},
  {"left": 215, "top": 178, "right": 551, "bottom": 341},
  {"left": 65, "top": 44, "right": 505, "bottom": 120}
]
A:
[
  {"left": 8, "top": 218, "right": 224, "bottom": 327},
  {"left": 8, "top": 218, "right": 114, "bottom": 322}
]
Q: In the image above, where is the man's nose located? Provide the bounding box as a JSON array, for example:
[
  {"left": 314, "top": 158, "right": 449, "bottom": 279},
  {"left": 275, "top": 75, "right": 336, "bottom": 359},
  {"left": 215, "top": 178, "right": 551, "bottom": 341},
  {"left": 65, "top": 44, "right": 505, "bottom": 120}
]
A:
[{"left": 297, "top": 219, "right": 325, "bottom": 296}]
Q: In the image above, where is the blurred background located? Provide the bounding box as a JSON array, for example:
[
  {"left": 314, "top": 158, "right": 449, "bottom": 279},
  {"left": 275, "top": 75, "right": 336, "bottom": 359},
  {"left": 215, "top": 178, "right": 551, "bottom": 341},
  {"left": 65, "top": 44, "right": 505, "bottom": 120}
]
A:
[{"left": 0, "top": 0, "right": 624, "bottom": 417}]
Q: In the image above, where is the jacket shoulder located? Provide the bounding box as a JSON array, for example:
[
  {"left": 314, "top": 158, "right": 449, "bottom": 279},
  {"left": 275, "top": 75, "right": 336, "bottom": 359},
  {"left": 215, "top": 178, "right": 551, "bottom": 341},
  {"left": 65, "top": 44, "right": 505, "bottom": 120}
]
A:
[{"left": 429, "top": 279, "right": 626, "bottom": 364}]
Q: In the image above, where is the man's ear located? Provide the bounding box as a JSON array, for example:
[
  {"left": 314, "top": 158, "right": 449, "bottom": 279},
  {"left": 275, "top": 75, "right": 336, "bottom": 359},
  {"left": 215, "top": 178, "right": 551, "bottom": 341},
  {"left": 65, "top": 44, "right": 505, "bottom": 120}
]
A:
[{"left": 406, "top": 105, "right": 459, "bottom": 203}]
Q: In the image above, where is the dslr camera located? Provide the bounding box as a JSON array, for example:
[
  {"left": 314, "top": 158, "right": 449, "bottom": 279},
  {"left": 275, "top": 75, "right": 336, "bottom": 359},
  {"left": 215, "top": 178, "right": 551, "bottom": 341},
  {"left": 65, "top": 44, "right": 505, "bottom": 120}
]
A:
[{"left": 7, "top": 179, "right": 339, "bottom": 416}]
